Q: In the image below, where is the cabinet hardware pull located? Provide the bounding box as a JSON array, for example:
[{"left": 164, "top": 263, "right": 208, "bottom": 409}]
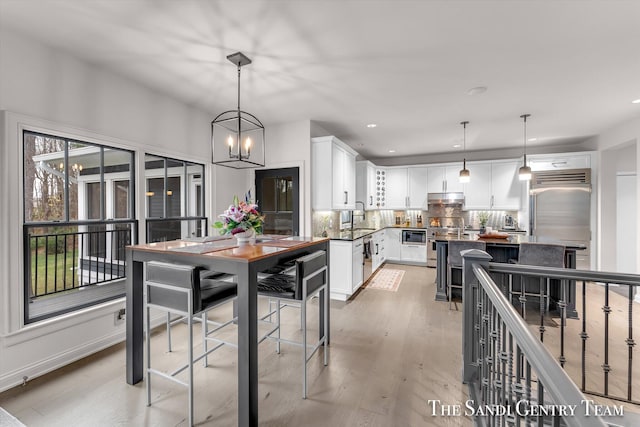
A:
[
  {"left": 375, "top": 244, "right": 379, "bottom": 255},
  {"left": 369, "top": 195, "right": 373, "bottom": 206},
  {"left": 344, "top": 191, "right": 348, "bottom": 204}
]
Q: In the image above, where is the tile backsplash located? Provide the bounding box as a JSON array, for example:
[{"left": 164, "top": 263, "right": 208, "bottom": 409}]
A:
[{"left": 312, "top": 208, "right": 520, "bottom": 237}]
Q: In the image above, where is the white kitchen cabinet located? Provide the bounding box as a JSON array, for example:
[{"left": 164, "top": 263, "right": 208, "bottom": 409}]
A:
[
  {"left": 427, "top": 165, "right": 464, "bottom": 193},
  {"left": 372, "top": 229, "right": 386, "bottom": 271},
  {"left": 407, "top": 167, "right": 428, "bottom": 209},
  {"left": 491, "top": 161, "right": 521, "bottom": 210},
  {"left": 400, "top": 244, "right": 427, "bottom": 264},
  {"left": 528, "top": 153, "right": 591, "bottom": 171},
  {"left": 374, "top": 168, "right": 387, "bottom": 208},
  {"left": 356, "top": 161, "right": 377, "bottom": 210},
  {"left": 384, "top": 167, "right": 408, "bottom": 209},
  {"left": 385, "top": 228, "right": 402, "bottom": 261},
  {"left": 352, "top": 239, "right": 364, "bottom": 292},
  {"left": 378, "top": 166, "right": 428, "bottom": 209},
  {"left": 311, "top": 136, "right": 357, "bottom": 210},
  {"left": 329, "top": 238, "right": 363, "bottom": 301},
  {"left": 463, "top": 160, "right": 521, "bottom": 210},
  {"left": 463, "top": 162, "right": 492, "bottom": 209}
]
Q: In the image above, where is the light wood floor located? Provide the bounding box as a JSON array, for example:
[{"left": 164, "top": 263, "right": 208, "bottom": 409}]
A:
[
  {"left": 0, "top": 265, "right": 471, "bottom": 426},
  {"left": 3, "top": 266, "right": 639, "bottom": 426}
]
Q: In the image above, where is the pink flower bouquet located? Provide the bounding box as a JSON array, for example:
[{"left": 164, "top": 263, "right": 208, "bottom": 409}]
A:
[{"left": 213, "top": 192, "right": 265, "bottom": 236}]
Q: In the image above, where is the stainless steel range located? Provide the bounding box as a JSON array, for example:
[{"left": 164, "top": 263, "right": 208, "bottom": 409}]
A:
[{"left": 426, "top": 226, "right": 463, "bottom": 268}]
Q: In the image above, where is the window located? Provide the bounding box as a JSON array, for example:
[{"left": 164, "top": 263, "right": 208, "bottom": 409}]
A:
[
  {"left": 23, "top": 130, "right": 135, "bottom": 323},
  {"left": 144, "top": 154, "right": 206, "bottom": 243}
]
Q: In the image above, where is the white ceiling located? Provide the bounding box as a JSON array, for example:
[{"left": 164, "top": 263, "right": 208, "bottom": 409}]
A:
[{"left": 2, "top": 0, "right": 640, "bottom": 161}]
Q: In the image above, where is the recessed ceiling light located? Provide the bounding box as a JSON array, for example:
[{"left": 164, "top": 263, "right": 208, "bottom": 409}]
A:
[
  {"left": 453, "top": 144, "right": 461, "bottom": 148},
  {"left": 528, "top": 137, "right": 537, "bottom": 142},
  {"left": 366, "top": 123, "right": 377, "bottom": 128},
  {"left": 632, "top": 99, "right": 640, "bottom": 104},
  {"left": 388, "top": 149, "right": 396, "bottom": 153},
  {"left": 467, "top": 86, "right": 488, "bottom": 96}
]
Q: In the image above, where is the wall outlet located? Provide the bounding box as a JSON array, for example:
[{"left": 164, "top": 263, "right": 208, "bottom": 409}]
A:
[{"left": 114, "top": 308, "right": 125, "bottom": 325}]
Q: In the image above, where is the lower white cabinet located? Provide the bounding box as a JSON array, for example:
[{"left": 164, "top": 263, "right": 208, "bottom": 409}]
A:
[
  {"left": 372, "top": 230, "right": 385, "bottom": 271},
  {"left": 400, "top": 244, "right": 427, "bottom": 264},
  {"left": 352, "top": 239, "right": 364, "bottom": 292},
  {"left": 385, "top": 228, "right": 402, "bottom": 261},
  {"left": 330, "top": 238, "right": 364, "bottom": 301}
]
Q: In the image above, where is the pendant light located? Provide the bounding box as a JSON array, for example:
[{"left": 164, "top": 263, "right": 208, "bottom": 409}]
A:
[
  {"left": 518, "top": 114, "right": 532, "bottom": 181},
  {"left": 459, "top": 121, "right": 470, "bottom": 183},
  {"left": 211, "top": 52, "right": 265, "bottom": 169}
]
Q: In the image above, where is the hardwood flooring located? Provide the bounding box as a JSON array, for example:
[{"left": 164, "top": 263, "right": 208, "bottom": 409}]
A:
[
  {"left": 0, "top": 266, "right": 470, "bottom": 426},
  {"left": 2, "top": 266, "right": 638, "bottom": 426}
]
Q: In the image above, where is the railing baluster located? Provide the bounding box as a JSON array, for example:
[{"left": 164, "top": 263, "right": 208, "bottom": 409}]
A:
[
  {"left": 525, "top": 359, "right": 532, "bottom": 425},
  {"left": 72, "top": 232, "right": 77, "bottom": 288},
  {"left": 44, "top": 235, "right": 49, "bottom": 295},
  {"left": 627, "top": 285, "right": 635, "bottom": 402},
  {"left": 519, "top": 274, "right": 526, "bottom": 319},
  {"left": 603, "top": 282, "right": 611, "bottom": 396},
  {"left": 580, "top": 280, "right": 588, "bottom": 392},
  {"left": 559, "top": 279, "right": 566, "bottom": 367},
  {"left": 539, "top": 277, "right": 545, "bottom": 342},
  {"left": 54, "top": 234, "right": 58, "bottom": 293},
  {"left": 537, "top": 381, "right": 545, "bottom": 427},
  {"left": 33, "top": 236, "right": 39, "bottom": 298},
  {"left": 63, "top": 234, "right": 68, "bottom": 289}
]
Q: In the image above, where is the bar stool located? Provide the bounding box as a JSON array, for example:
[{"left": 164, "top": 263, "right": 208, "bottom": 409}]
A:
[
  {"left": 257, "top": 250, "right": 328, "bottom": 399},
  {"left": 165, "top": 270, "right": 236, "bottom": 359},
  {"left": 447, "top": 240, "right": 486, "bottom": 309},
  {"left": 510, "top": 242, "right": 565, "bottom": 316},
  {"left": 145, "top": 262, "right": 237, "bottom": 427}
]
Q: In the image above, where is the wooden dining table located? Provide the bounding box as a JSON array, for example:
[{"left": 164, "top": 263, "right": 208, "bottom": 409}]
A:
[{"left": 124, "top": 235, "right": 330, "bottom": 426}]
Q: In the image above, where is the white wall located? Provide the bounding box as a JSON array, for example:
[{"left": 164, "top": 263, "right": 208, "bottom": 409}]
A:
[
  {"left": 0, "top": 29, "right": 246, "bottom": 391},
  {"left": 586, "top": 115, "right": 640, "bottom": 272},
  {"left": 250, "top": 120, "right": 313, "bottom": 236}
]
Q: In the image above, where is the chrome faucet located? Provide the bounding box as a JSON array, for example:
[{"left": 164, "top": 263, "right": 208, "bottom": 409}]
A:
[{"left": 351, "top": 201, "right": 366, "bottom": 230}]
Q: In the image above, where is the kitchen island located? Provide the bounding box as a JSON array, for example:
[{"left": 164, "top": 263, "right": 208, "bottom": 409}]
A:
[{"left": 435, "top": 235, "right": 586, "bottom": 317}]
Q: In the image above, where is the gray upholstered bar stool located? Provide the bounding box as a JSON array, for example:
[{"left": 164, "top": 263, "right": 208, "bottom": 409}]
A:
[
  {"left": 510, "top": 242, "right": 565, "bottom": 316},
  {"left": 447, "top": 240, "right": 486, "bottom": 309},
  {"left": 257, "top": 250, "right": 328, "bottom": 399},
  {"left": 145, "top": 262, "right": 237, "bottom": 427}
]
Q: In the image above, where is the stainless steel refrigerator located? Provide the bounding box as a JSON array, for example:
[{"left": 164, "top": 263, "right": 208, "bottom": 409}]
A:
[{"left": 529, "top": 169, "right": 591, "bottom": 269}]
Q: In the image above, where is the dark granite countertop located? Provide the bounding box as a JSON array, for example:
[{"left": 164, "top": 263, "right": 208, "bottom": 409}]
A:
[
  {"left": 327, "top": 226, "right": 427, "bottom": 241},
  {"left": 434, "top": 234, "right": 586, "bottom": 250}
]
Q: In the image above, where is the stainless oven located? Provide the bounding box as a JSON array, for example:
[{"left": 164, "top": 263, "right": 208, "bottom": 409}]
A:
[{"left": 402, "top": 229, "right": 426, "bottom": 245}]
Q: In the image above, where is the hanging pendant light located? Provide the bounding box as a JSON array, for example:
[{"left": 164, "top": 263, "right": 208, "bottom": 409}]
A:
[
  {"left": 211, "top": 52, "right": 265, "bottom": 169},
  {"left": 518, "top": 114, "right": 532, "bottom": 181},
  {"left": 459, "top": 121, "right": 470, "bottom": 183}
]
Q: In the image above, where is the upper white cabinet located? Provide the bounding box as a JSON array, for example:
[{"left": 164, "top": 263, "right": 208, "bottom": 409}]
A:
[
  {"left": 407, "top": 167, "right": 429, "bottom": 209},
  {"left": 491, "top": 161, "right": 521, "bottom": 210},
  {"left": 427, "top": 165, "right": 464, "bottom": 193},
  {"left": 373, "top": 166, "right": 428, "bottom": 210},
  {"left": 463, "top": 162, "right": 492, "bottom": 208},
  {"left": 312, "top": 136, "right": 357, "bottom": 210},
  {"left": 385, "top": 167, "right": 408, "bottom": 209},
  {"left": 356, "top": 161, "right": 378, "bottom": 210},
  {"left": 528, "top": 153, "right": 591, "bottom": 171},
  {"left": 463, "top": 160, "right": 521, "bottom": 210}
]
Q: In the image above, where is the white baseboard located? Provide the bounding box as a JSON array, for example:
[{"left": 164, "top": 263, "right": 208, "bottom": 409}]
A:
[{"left": 0, "top": 315, "right": 166, "bottom": 393}]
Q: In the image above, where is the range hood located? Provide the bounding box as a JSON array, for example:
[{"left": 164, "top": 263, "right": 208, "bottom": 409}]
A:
[{"left": 427, "top": 192, "right": 465, "bottom": 205}]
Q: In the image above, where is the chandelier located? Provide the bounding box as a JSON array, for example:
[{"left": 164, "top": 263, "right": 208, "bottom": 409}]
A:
[{"left": 211, "top": 52, "right": 265, "bottom": 169}]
